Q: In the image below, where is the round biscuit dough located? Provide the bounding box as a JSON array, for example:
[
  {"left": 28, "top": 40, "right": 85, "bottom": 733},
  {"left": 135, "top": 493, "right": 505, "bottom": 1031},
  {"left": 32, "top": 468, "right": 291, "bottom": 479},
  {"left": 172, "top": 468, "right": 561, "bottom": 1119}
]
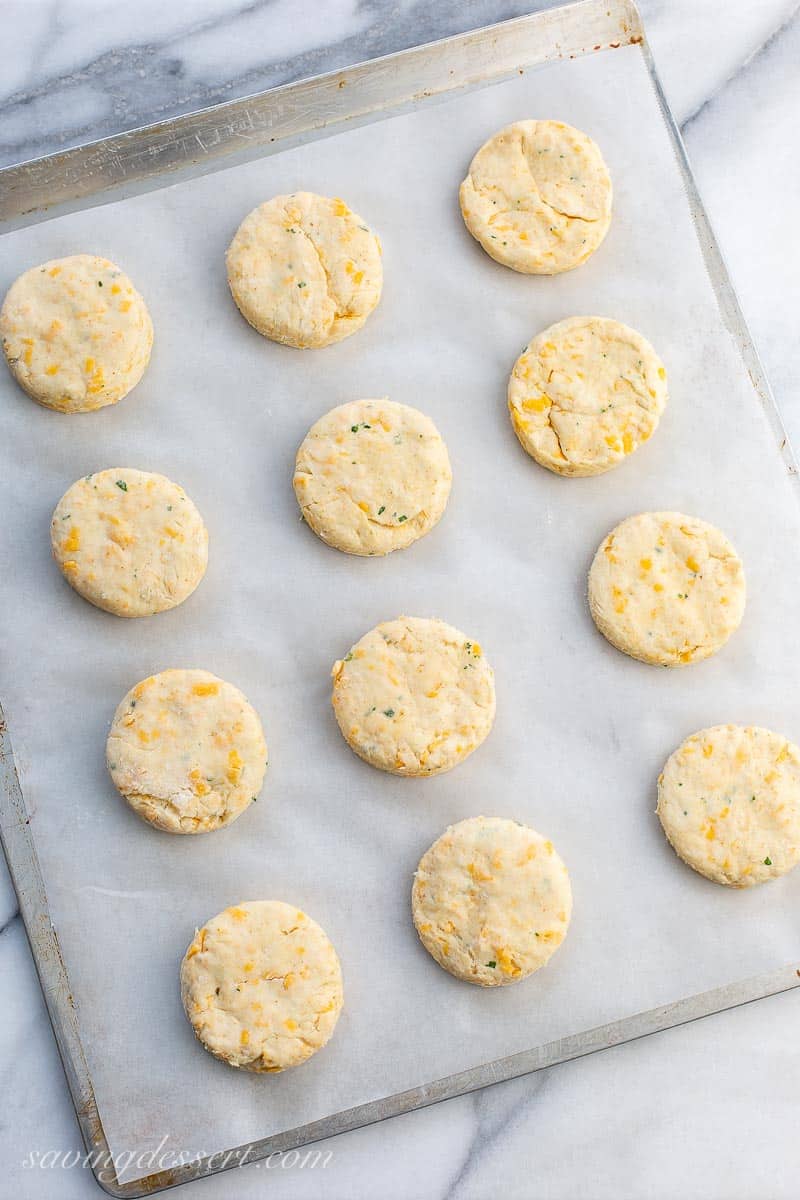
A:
[
  {"left": 1, "top": 254, "right": 153, "bottom": 413},
  {"left": 508, "top": 316, "right": 667, "bottom": 476},
  {"left": 294, "top": 398, "right": 452, "bottom": 555},
  {"left": 412, "top": 816, "right": 572, "bottom": 986},
  {"left": 226, "top": 192, "right": 382, "bottom": 349},
  {"left": 459, "top": 120, "right": 612, "bottom": 274},
  {"left": 331, "top": 616, "right": 496, "bottom": 777},
  {"left": 657, "top": 725, "right": 800, "bottom": 887},
  {"left": 107, "top": 669, "right": 267, "bottom": 834},
  {"left": 180, "top": 901, "right": 343, "bottom": 1072},
  {"left": 50, "top": 467, "right": 208, "bottom": 617},
  {"left": 588, "top": 512, "right": 745, "bottom": 666}
]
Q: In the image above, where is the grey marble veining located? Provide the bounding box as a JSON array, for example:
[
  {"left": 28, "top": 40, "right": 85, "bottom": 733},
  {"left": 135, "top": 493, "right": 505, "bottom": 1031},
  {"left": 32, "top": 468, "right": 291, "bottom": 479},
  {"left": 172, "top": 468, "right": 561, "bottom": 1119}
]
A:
[
  {"left": 0, "top": 1, "right": 560, "bottom": 166},
  {"left": 2, "top": 2, "right": 800, "bottom": 1198},
  {"left": 1, "top": 0, "right": 797, "bottom": 167}
]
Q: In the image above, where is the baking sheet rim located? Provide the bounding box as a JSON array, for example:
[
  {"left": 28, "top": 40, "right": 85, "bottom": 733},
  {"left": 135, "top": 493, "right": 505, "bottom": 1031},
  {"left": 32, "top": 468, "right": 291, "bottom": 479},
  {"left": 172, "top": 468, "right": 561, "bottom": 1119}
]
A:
[{"left": 1, "top": 1, "right": 799, "bottom": 1194}]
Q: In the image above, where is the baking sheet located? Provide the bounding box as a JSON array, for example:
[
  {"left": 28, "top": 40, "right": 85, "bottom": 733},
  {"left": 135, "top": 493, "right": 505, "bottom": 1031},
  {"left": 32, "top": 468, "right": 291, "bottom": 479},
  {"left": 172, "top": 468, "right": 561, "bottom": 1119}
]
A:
[{"left": 2, "top": 42, "right": 799, "bottom": 1183}]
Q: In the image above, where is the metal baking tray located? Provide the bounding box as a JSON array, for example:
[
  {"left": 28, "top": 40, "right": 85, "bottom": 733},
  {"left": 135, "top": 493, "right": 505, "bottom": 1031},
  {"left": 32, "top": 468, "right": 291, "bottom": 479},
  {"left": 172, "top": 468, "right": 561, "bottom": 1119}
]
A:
[{"left": 2, "top": 0, "right": 799, "bottom": 1193}]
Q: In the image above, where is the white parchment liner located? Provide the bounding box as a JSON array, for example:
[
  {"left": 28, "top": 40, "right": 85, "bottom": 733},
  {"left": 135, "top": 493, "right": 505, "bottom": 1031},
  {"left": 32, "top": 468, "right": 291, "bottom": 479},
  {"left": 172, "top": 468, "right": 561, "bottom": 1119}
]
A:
[{"left": 1, "top": 46, "right": 799, "bottom": 1182}]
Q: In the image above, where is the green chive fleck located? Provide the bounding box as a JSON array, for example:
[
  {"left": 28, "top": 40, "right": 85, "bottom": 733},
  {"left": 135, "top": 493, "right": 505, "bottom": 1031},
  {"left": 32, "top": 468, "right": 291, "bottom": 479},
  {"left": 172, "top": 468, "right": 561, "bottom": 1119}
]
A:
[
  {"left": 297, "top": 281, "right": 307, "bottom": 288},
  {"left": 115, "top": 480, "right": 128, "bottom": 491},
  {"left": 764, "top": 856, "right": 772, "bottom": 866},
  {"left": 486, "top": 961, "right": 497, "bottom": 969},
  {"left": 383, "top": 708, "right": 395, "bottom": 718},
  {"left": 378, "top": 505, "right": 386, "bottom": 515}
]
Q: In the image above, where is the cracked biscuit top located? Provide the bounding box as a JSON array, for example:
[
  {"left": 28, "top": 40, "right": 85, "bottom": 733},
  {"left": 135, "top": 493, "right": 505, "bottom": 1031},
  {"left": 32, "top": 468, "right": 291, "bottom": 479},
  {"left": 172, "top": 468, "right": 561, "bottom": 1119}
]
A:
[
  {"left": 107, "top": 669, "right": 267, "bottom": 834},
  {"left": 508, "top": 316, "right": 667, "bottom": 477},
  {"left": 226, "top": 192, "right": 383, "bottom": 349},
  {"left": 180, "top": 901, "right": 343, "bottom": 1071},
  {"left": 294, "top": 398, "right": 452, "bottom": 556},
  {"left": 588, "top": 512, "right": 746, "bottom": 666},
  {"left": 459, "top": 120, "right": 612, "bottom": 274},
  {"left": 331, "top": 616, "right": 496, "bottom": 777}
]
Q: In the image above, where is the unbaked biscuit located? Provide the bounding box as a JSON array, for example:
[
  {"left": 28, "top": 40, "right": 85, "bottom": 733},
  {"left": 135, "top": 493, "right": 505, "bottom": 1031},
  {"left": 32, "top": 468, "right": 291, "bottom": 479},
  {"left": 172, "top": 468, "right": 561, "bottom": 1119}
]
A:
[
  {"left": 412, "top": 816, "right": 572, "bottom": 986},
  {"left": 657, "top": 725, "right": 800, "bottom": 887},
  {"left": 1, "top": 254, "right": 153, "bottom": 412},
  {"left": 331, "top": 616, "right": 496, "bottom": 777},
  {"left": 226, "top": 192, "right": 382, "bottom": 349},
  {"left": 180, "top": 901, "right": 343, "bottom": 1071},
  {"left": 294, "top": 398, "right": 452, "bottom": 555},
  {"left": 588, "top": 512, "right": 745, "bottom": 666},
  {"left": 50, "top": 467, "right": 208, "bottom": 617},
  {"left": 508, "top": 316, "right": 667, "bottom": 476},
  {"left": 459, "top": 120, "right": 612, "bottom": 274},
  {"left": 107, "top": 669, "right": 267, "bottom": 834}
]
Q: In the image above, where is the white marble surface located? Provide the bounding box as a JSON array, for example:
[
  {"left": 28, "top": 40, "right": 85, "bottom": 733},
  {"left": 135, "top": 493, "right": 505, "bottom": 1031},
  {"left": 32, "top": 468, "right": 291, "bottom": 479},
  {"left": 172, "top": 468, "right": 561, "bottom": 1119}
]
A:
[{"left": 2, "top": 2, "right": 800, "bottom": 1197}]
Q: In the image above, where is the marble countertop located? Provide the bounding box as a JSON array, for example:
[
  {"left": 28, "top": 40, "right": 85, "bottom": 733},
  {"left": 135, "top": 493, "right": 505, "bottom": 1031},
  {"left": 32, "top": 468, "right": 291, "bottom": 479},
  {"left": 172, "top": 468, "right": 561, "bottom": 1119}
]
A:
[{"left": 2, "top": 2, "right": 800, "bottom": 1196}]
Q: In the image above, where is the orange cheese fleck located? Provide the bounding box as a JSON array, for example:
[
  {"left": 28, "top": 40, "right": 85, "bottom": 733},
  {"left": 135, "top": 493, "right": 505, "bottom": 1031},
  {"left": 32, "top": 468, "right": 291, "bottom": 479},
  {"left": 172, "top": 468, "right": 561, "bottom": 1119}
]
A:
[
  {"left": 227, "top": 748, "right": 243, "bottom": 783},
  {"left": 467, "top": 862, "right": 491, "bottom": 883},
  {"left": 496, "top": 947, "right": 521, "bottom": 976},
  {"left": 189, "top": 768, "right": 209, "bottom": 796},
  {"left": 522, "top": 395, "right": 549, "bottom": 413},
  {"left": 192, "top": 682, "right": 219, "bottom": 697}
]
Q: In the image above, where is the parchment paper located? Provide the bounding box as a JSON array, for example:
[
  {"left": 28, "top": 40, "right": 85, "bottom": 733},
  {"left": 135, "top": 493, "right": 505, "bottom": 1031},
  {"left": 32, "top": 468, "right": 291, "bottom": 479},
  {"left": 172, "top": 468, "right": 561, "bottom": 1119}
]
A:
[{"left": 2, "top": 45, "right": 800, "bottom": 1183}]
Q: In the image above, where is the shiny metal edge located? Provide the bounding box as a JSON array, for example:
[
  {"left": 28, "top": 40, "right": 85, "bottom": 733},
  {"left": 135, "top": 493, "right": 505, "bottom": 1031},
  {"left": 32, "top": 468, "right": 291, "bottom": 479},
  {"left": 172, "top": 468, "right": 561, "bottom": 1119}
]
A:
[
  {"left": 103, "top": 965, "right": 800, "bottom": 1196},
  {"left": 0, "top": 0, "right": 642, "bottom": 228},
  {"left": 636, "top": 37, "right": 800, "bottom": 485},
  {"left": 0, "top": 707, "right": 112, "bottom": 1186},
  {"left": 3, "top": 693, "right": 798, "bottom": 1198},
  {"left": 2, "top": 0, "right": 800, "bottom": 1195}
]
